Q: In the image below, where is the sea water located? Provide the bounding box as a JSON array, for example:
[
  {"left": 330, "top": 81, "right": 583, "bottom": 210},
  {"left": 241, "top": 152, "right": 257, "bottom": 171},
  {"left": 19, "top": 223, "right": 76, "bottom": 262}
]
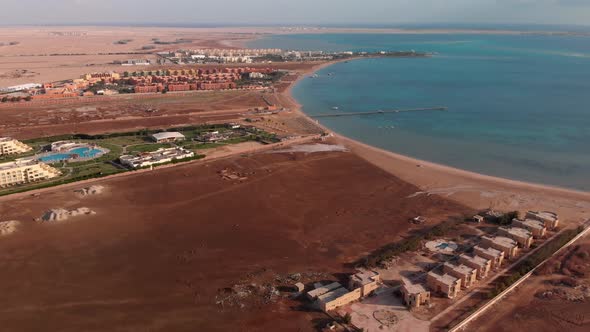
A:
[{"left": 249, "top": 33, "right": 590, "bottom": 191}]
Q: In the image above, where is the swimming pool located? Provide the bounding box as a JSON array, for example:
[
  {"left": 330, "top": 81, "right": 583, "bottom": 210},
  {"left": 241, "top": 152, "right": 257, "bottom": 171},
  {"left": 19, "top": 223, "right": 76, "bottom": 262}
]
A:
[{"left": 39, "top": 147, "right": 104, "bottom": 163}]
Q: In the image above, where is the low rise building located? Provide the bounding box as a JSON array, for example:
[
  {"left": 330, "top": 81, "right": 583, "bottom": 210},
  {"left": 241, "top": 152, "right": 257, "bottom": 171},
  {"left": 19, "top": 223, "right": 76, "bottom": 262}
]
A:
[
  {"left": 481, "top": 236, "right": 519, "bottom": 259},
  {"left": 458, "top": 254, "right": 491, "bottom": 279},
  {"left": 151, "top": 132, "right": 186, "bottom": 143},
  {"left": 474, "top": 245, "right": 505, "bottom": 269},
  {"left": 348, "top": 270, "right": 380, "bottom": 297},
  {"left": 526, "top": 211, "right": 559, "bottom": 230},
  {"left": 512, "top": 218, "right": 547, "bottom": 238},
  {"left": 427, "top": 271, "right": 461, "bottom": 299},
  {"left": 401, "top": 278, "right": 431, "bottom": 308},
  {"left": 318, "top": 287, "right": 361, "bottom": 312},
  {"left": 119, "top": 147, "right": 194, "bottom": 168},
  {"left": 306, "top": 282, "right": 342, "bottom": 301},
  {"left": 498, "top": 227, "right": 533, "bottom": 248},
  {"left": 0, "top": 160, "right": 60, "bottom": 187},
  {"left": 0, "top": 137, "right": 33, "bottom": 156},
  {"left": 443, "top": 263, "right": 477, "bottom": 289},
  {"left": 50, "top": 141, "right": 79, "bottom": 152}
]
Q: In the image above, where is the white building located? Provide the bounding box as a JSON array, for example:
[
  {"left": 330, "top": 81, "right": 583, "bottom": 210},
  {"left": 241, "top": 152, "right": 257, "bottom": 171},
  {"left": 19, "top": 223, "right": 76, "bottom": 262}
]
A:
[
  {"left": 151, "top": 132, "right": 186, "bottom": 143},
  {"left": 0, "top": 83, "right": 41, "bottom": 93},
  {"left": 119, "top": 147, "right": 194, "bottom": 168},
  {"left": 0, "top": 137, "right": 33, "bottom": 156},
  {"left": 0, "top": 160, "right": 61, "bottom": 188}
]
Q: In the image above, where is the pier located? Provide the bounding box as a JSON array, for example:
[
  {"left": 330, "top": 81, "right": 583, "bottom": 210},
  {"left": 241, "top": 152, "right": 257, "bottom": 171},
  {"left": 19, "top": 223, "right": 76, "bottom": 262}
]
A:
[{"left": 309, "top": 107, "right": 448, "bottom": 118}]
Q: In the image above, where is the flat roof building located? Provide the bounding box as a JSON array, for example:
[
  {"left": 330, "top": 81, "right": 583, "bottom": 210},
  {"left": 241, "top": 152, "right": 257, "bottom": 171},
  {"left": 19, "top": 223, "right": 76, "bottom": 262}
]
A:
[
  {"left": 400, "top": 278, "right": 431, "bottom": 308},
  {"left": 443, "top": 263, "right": 477, "bottom": 289},
  {"left": 0, "top": 137, "right": 32, "bottom": 156},
  {"left": 426, "top": 271, "right": 461, "bottom": 299},
  {"left": 151, "top": 132, "right": 186, "bottom": 143},
  {"left": 318, "top": 287, "right": 361, "bottom": 312},
  {"left": 458, "top": 254, "right": 492, "bottom": 279},
  {"left": 512, "top": 218, "right": 547, "bottom": 238},
  {"left": 348, "top": 270, "right": 380, "bottom": 297},
  {"left": 526, "top": 211, "right": 559, "bottom": 230},
  {"left": 498, "top": 227, "right": 533, "bottom": 248},
  {"left": 474, "top": 245, "right": 505, "bottom": 270},
  {"left": 0, "top": 160, "right": 60, "bottom": 188},
  {"left": 481, "top": 236, "right": 519, "bottom": 259},
  {"left": 306, "top": 282, "right": 342, "bottom": 301},
  {"left": 119, "top": 147, "right": 194, "bottom": 168}
]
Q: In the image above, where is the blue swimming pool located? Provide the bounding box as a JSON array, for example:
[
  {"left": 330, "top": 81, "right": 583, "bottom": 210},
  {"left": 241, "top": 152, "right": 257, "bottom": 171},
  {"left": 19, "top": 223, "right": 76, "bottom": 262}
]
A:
[{"left": 39, "top": 147, "right": 104, "bottom": 163}]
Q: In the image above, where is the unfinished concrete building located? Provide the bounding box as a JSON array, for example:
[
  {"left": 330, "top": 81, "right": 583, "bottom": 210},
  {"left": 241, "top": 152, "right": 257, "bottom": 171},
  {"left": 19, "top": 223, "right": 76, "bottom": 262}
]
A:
[
  {"left": 306, "top": 282, "right": 342, "bottom": 301},
  {"left": 481, "top": 236, "right": 519, "bottom": 259},
  {"left": 526, "top": 211, "right": 559, "bottom": 230},
  {"left": 458, "top": 254, "right": 492, "bottom": 279},
  {"left": 512, "top": 218, "right": 547, "bottom": 238},
  {"left": 348, "top": 270, "right": 380, "bottom": 297},
  {"left": 443, "top": 263, "right": 477, "bottom": 289},
  {"left": 474, "top": 245, "right": 505, "bottom": 270},
  {"left": 498, "top": 227, "right": 533, "bottom": 248},
  {"left": 426, "top": 271, "right": 461, "bottom": 299},
  {"left": 401, "top": 278, "right": 431, "bottom": 308}
]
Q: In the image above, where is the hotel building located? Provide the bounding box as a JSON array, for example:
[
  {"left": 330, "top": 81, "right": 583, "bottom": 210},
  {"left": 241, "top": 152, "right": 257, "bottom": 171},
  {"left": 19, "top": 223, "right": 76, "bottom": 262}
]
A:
[
  {"left": 0, "top": 160, "right": 61, "bottom": 188},
  {"left": 0, "top": 137, "right": 33, "bottom": 156}
]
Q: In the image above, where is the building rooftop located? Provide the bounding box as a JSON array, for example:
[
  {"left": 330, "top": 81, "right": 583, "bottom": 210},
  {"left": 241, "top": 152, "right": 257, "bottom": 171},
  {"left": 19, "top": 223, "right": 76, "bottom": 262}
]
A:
[
  {"left": 351, "top": 270, "right": 379, "bottom": 285},
  {"left": 402, "top": 278, "right": 428, "bottom": 294},
  {"left": 500, "top": 226, "right": 532, "bottom": 238},
  {"left": 307, "top": 282, "right": 342, "bottom": 299},
  {"left": 427, "top": 271, "right": 458, "bottom": 286},
  {"left": 151, "top": 132, "right": 185, "bottom": 141},
  {"left": 483, "top": 235, "right": 518, "bottom": 248},
  {"left": 0, "top": 137, "right": 14, "bottom": 142},
  {"left": 317, "top": 287, "right": 351, "bottom": 303},
  {"left": 513, "top": 218, "right": 546, "bottom": 231},
  {"left": 0, "top": 160, "right": 38, "bottom": 171},
  {"left": 474, "top": 245, "right": 503, "bottom": 257},
  {"left": 444, "top": 262, "right": 475, "bottom": 275},
  {"left": 460, "top": 254, "right": 489, "bottom": 267},
  {"left": 527, "top": 211, "right": 558, "bottom": 222}
]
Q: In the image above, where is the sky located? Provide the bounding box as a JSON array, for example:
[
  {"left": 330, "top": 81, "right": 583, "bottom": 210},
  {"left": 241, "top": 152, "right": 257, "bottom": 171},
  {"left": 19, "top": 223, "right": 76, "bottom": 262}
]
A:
[{"left": 1, "top": 0, "right": 590, "bottom": 27}]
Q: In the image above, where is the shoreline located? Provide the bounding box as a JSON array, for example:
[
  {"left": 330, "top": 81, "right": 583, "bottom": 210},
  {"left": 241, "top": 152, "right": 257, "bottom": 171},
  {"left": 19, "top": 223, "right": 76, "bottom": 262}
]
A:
[{"left": 282, "top": 59, "right": 590, "bottom": 220}]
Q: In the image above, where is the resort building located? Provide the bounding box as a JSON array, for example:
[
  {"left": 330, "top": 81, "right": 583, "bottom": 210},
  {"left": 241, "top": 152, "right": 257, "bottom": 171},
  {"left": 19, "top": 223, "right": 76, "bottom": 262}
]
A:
[
  {"left": 498, "top": 227, "right": 533, "bottom": 248},
  {"left": 442, "top": 263, "right": 477, "bottom": 289},
  {"left": 348, "top": 270, "right": 380, "bottom": 297},
  {"left": 151, "top": 132, "right": 186, "bottom": 143},
  {"left": 426, "top": 271, "right": 461, "bottom": 299},
  {"left": 50, "top": 141, "right": 79, "bottom": 152},
  {"left": 526, "top": 211, "right": 559, "bottom": 230},
  {"left": 401, "top": 278, "right": 431, "bottom": 308},
  {"left": 512, "top": 218, "right": 547, "bottom": 238},
  {"left": 474, "top": 245, "right": 505, "bottom": 270},
  {"left": 481, "top": 236, "right": 520, "bottom": 259},
  {"left": 458, "top": 254, "right": 492, "bottom": 279},
  {"left": 119, "top": 147, "right": 194, "bottom": 168},
  {"left": 0, "top": 160, "right": 60, "bottom": 188},
  {"left": 0, "top": 137, "right": 32, "bottom": 156}
]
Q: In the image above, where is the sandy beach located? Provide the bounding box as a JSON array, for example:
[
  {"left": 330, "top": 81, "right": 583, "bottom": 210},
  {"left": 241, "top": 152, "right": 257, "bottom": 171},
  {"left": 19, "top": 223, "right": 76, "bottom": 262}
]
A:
[{"left": 280, "top": 59, "right": 590, "bottom": 223}]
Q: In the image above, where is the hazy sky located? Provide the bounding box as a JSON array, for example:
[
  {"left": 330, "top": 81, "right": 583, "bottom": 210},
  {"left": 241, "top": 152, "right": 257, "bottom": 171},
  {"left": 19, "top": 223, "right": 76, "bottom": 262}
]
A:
[{"left": 1, "top": 0, "right": 590, "bottom": 26}]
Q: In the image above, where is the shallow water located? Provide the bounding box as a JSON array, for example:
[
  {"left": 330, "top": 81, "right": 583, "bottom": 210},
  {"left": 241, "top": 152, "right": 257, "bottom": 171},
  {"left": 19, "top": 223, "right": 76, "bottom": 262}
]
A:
[{"left": 250, "top": 34, "right": 590, "bottom": 191}]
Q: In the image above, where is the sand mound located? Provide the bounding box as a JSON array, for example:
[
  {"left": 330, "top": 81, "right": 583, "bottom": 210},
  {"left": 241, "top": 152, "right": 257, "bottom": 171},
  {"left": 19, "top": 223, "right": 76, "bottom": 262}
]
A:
[
  {"left": 75, "top": 185, "right": 105, "bottom": 197},
  {"left": 0, "top": 221, "right": 21, "bottom": 236},
  {"left": 271, "top": 144, "right": 348, "bottom": 154},
  {"left": 41, "top": 207, "right": 96, "bottom": 222}
]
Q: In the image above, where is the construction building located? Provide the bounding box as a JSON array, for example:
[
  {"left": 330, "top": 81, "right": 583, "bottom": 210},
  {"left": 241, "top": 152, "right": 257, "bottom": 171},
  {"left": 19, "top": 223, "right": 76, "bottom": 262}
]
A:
[
  {"left": 151, "top": 132, "right": 186, "bottom": 143},
  {"left": 348, "top": 270, "right": 380, "bottom": 297},
  {"left": 512, "top": 218, "right": 547, "bottom": 238},
  {"left": 458, "top": 254, "right": 492, "bottom": 279},
  {"left": 481, "top": 236, "right": 519, "bottom": 259},
  {"left": 0, "top": 160, "right": 61, "bottom": 187},
  {"left": 474, "top": 245, "right": 505, "bottom": 269},
  {"left": 443, "top": 263, "right": 477, "bottom": 289},
  {"left": 426, "top": 271, "right": 461, "bottom": 299},
  {"left": 401, "top": 278, "right": 431, "bottom": 308},
  {"left": 526, "top": 211, "right": 559, "bottom": 230},
  {"left": 0, "top": 137, "right": 33, "bottom": 156},
  {"left": 498, "top": 227, "right": 533, "bottom": 248}
]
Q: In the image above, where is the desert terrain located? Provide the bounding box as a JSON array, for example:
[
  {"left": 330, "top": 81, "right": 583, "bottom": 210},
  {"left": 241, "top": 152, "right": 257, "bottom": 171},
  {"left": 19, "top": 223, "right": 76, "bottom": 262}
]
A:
[{"left": 0, "top": 146, "right": 468, "bottom": 331}]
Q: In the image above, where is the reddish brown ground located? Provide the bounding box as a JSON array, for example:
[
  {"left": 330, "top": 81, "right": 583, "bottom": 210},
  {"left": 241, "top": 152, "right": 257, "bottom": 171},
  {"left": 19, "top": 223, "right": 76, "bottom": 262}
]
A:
[
  {"left": 0, "top": 150, "right": 468, "bottom": 332},
  {"left": 473, "top": 237, "right": 590, "bottom": 332}
]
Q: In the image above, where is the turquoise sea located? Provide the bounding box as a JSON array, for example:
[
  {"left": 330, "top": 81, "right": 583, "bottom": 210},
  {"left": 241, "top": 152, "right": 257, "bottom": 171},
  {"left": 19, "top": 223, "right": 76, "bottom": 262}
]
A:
[{"left": 249, "top": 34, "right": 590, "bottom": 191}]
